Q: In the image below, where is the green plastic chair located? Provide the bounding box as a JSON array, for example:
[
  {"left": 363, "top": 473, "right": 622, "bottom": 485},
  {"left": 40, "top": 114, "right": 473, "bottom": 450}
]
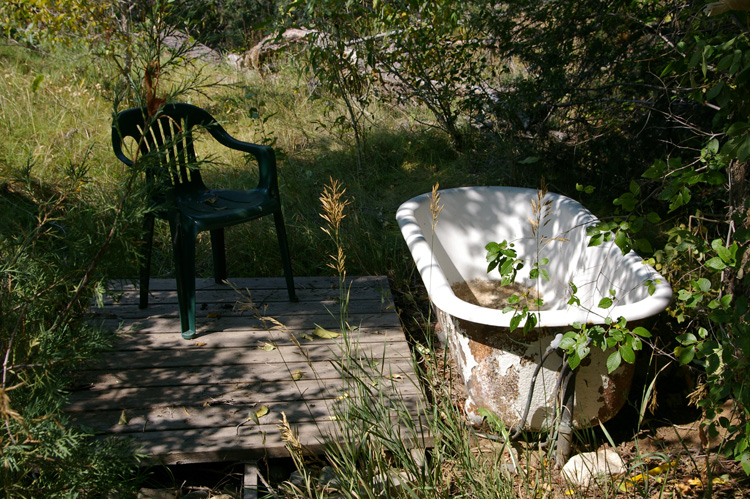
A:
[{"left": 112, "top": 103, "right": 297, "bottom": 339}]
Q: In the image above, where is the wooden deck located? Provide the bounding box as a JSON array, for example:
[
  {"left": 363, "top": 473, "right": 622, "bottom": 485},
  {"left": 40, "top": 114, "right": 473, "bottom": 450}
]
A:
[{"left": 68, "top": 276, "right": 429, "bottom": 465}]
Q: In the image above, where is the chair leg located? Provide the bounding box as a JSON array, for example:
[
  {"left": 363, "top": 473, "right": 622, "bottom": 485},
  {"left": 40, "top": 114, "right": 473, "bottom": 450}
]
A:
[
  {"left": 171, "top": 219, "right": 198, "bottom": 340},
  {"left": 273, "top": 210, "right": 297, "bottom": 302},
  {"left": 210, "top": 228, "right": 227, "bottom": 284},
  {"left": 139, "top": 214, "right": 155, "bottom": 309}
]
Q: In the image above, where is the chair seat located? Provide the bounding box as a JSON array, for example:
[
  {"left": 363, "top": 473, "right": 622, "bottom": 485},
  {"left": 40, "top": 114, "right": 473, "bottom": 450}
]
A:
[{"left": 174, "top": 187, "right": 280, "bottom": 230}]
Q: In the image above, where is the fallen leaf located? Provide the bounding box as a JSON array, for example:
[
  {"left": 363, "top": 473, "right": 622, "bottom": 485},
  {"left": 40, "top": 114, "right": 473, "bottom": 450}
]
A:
[
  {"left": 118, "top": 410, "right": 128, "bottom": 425},
  {"left": 619, "top": 460, "right": 677, "bottom": 491},
  {"left": 291, "top": 370, "right": 304, "bottom": 381},
  {"left": 388, "top": 373, "right": 403, "bottom": 381},
  {"left": 255, "top": 405, "right": 270, "bottom": 419},
  {"left": 194, "top": 341, "right": 207, "bottom": 347},
  {"left": 313, "top": 324, "right": 340, "bottom": 339},
  {"left": 299, "top": 333, "right": 314, "bottom": 341},
  {"left": 674, "top": 482, "right": 692, "bottom": 495},
  {"left": 258, "top": 342, "right": 276, "bottom": 351},
  {"left": 207, "top": 312, "right": 221, "bottom": 318},
  {"left": 687, "top": 477, "right": 703, "bottom": 487}
]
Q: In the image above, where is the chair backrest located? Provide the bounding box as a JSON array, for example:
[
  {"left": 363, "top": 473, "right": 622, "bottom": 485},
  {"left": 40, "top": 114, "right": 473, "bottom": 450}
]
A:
[
  {"left": 112, "top": 103, "right": 228, "bottom": 191},
  {"left": 113, "top": 103, "right": 280, "bottom": 200}
]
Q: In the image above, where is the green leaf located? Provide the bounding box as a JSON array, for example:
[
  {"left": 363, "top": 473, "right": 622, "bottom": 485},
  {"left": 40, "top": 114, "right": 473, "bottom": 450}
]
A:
[
  {"left": 632, "top": 327, "right": 651, "bottom": 338},
  {"left": 677, "top": 332, "right": 697, "bottom": 346},
  {"left": 646, "top": 211, "right": 661, "bottom": 224},
  {"left": 614, "top": 230, "right": 629, "bottom": 254},
  {"left": 720, "top": 294, "right": 733, "bottom": 308},
  {"left": 568, "top": 352, "right": 582, "bottom": 370},
  {"left": 588, "top": 233, "right": 604, "bottom": 247},
  {"left": 705, "top": 257, "right": 727, "bottom": 271},
  {"left": 726, "top": 121, "right": 750, "bottom": 136},
  {"left": 576, "top": 342, "right": 590, "bottom": 362},
  {"left": 642, "top": 160, "right": 666, "bottom": 179},
  {"left": 695, "top": 278, "right": 711, "bottom": 293},
  {"left": 606, "top": 351, "right": 622, "bottom": 374},
  {"left": 620, "top": 344, "right": 636, "bottom": 364},
  {"left": 509, "top": 314, "right": 523, "bottom": 331},
  {"left": 740, "top": 451, "right": 750, "bottom": 475},
  {"left": 737, "top": 135, "right": 750, "bottom": 163},
  {"left": 676, "top": 346, "right": 695, "bottom": 365},
  {"left": 598, "top": 297, "right": 614, "bottom": 309},
  {"left": 636, "top": 238, "right": 653, "bottom": 253}
]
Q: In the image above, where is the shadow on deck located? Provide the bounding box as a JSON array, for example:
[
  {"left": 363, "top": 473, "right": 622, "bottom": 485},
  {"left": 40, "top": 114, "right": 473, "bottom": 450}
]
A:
[{"left": 68, "top": 276, "right": 431, "bottom": 465}]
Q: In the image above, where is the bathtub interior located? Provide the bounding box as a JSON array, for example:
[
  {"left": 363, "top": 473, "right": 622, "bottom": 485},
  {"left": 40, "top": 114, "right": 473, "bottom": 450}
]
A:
[{"left": 401, "top": 187, "right": 669, "bottom": 326}]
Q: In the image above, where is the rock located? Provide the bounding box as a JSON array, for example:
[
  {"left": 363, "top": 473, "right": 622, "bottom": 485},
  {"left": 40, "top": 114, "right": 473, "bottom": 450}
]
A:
[
  {"left": 225, "top": 53, "right": 244, "bottom": 69},
  {"left": 137, "top": 489, "right": 179, "bottom": 499},
  {"left": 159, "top": 29, "right": 222, "bottom": 63},
  {"left": 181, "top": 492, "right": 210, "bottom": 499},
  {"left": 318, "top": 465, "right": 341, "bottom": 489},
  {"left": 287, "top": 470, "right": 307, "bottom": 489},
  {"left": 371, "top": 470, "right": 417, "bottom": 496},
  {"left": 561, "top": 448, "right": 626, "bottom": 488}
]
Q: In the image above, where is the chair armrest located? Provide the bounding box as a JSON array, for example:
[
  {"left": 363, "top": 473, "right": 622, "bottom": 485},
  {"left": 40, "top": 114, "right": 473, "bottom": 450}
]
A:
[
  {"left": 111, "top": 125, "right": 135, "bottom": 167},
  {"left": 205, "top": 123, "right": 278, "bottom": 191}
]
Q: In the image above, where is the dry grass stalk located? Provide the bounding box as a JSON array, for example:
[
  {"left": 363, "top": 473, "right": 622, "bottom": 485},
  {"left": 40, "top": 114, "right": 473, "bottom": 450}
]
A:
[
  {"left": 430, "top": 182, "right": 443, "bottom": 232},
  {"left": 529, "top": 179, "right": 567, "bottom": 247},
  {"left": 319, "top": 177, "right": 351, "bottom": 277},
  {"left": 279, "top": 411, "right": 305, "bottom": 457}
]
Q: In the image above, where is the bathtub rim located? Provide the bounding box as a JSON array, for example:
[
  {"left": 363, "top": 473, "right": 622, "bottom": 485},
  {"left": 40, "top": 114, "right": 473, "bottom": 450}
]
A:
[{"left": 396, "top": 186, "right": 673, "bottom": 329}]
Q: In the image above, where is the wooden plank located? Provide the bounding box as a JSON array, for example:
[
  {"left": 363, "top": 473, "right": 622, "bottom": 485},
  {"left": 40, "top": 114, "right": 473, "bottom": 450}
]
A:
[
  {"left": 244, "top": 462, "right": 259, "bottom": 499},
  {"left": 67, "top": 374, "right": 421, "bottom": 411},
  {"left": 69, "top": 387, "right": 425, "bottom": 435},
  {"left": 71, "top": 357, "right": 417, "bottom": 390},
  {"left": 117, "top": 414, "right": 431, "bottom": 465},
  {"left": 95, "top": 295, "right": 396, "bottom": 318},
  {"left": 105, "top": 275, "right": 391, "bottom": 293},
  {"left": 103, "top": 326, "right": 408, "bottom": 352},
  {"left": 102, "top": 284, "right": 392, "bottom": 306},
  {"left": 90, "top": 312, "right": 402, "bottom": 337},
  {"left": 78, "top": 340, "right": 411, "bottom": 372}
]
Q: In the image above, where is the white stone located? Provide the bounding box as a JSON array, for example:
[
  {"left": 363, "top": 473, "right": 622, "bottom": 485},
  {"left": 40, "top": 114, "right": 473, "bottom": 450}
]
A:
[
  {"left": 561, "top": 449, "right": 626, "bottom": 487},
  {"left": 371, "top": 470, "right": 417, "bottom": 496}
]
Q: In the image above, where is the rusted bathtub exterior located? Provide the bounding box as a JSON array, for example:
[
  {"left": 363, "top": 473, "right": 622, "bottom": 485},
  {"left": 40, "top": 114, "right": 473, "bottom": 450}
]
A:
[{"left": 396, "top": 187, "right": 671, "bottom": 431}]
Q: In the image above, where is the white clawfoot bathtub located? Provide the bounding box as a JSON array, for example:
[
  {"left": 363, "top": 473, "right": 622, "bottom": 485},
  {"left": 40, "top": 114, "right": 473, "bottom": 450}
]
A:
[{"left": 397, "top": 186, "right": 672, "bottom": 430}]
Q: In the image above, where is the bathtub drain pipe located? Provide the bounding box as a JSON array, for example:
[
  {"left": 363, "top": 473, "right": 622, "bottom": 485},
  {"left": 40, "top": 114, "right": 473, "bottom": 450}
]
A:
[{"left": 555, "top": 361, "right": 577, "bottom": 467}]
